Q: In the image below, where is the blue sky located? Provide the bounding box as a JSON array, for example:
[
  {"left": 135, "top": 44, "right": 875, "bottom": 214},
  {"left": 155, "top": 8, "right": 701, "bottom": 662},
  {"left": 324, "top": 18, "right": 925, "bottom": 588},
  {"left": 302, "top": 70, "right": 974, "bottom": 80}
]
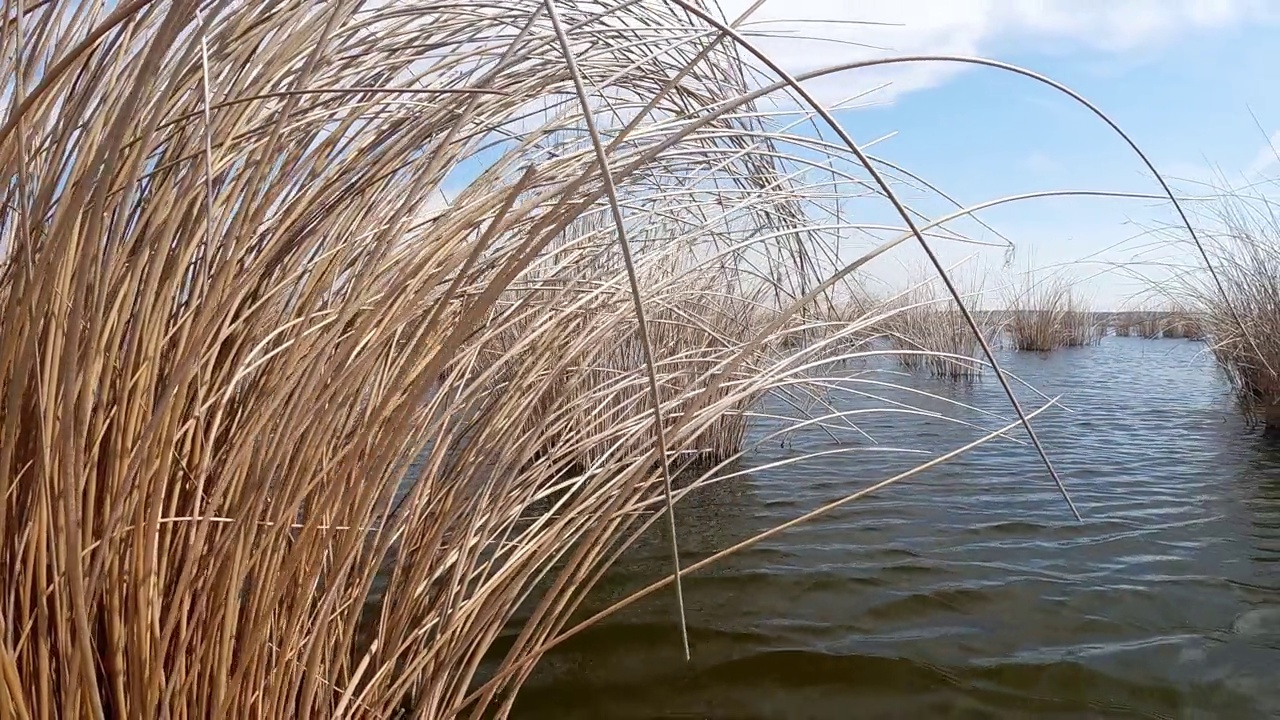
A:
[{"left": 721, "top": 0, "right": 1280, "bottom": 308}]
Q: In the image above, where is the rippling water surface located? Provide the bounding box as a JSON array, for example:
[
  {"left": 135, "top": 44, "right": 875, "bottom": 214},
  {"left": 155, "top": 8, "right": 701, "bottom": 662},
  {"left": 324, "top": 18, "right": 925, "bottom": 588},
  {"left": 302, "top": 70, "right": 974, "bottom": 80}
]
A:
[{"left": 509, "top": 338, "right": 1280, "bottom": 719}]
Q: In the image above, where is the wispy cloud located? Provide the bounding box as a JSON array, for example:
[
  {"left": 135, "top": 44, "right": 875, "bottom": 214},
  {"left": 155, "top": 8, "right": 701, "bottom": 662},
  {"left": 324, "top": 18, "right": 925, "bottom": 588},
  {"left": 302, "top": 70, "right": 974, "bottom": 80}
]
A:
[
  {"left": 1023, "top": 151, "right": 1059, "bottom": 176},
  {"left": 720, "top": 0, "right": 1278, "bottom": 103},
  {"left": 1245, "top": 129, "right": 1280, "bottom": 178}
]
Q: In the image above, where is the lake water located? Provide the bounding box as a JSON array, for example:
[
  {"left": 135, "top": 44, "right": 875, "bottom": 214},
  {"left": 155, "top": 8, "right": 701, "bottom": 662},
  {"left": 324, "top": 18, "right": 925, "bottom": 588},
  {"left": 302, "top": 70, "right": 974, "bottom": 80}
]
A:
[{"left": 508, "top": 337, "right": 1280, "bottom": 719}]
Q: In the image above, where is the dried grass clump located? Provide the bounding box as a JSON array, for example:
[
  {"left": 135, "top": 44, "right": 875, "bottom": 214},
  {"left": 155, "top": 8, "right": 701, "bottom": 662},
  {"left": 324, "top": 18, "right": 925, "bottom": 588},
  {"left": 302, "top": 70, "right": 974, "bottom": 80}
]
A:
[
  {"left": 1166, "top": 191, "right": 1280, "bottom": 432},
  {"left": 1109, "top": 305, "right": 1199, "bottom": 339},
  {"left": 1061, "top": 305, "right": 1103, "bottom": 347},
  {"left": 1161, "top": 307, "right": 1204, "bottom": 339},
  {"left": 0, "top": 1, "right": 1096, "bottom": 716},
  {"left": 881, "top": 280, "right": 995, "bottom": 380},
  {"left": 1003, "top": 274, "right": 1083, "bottom": 352},
  {"left": 1137, "top": 310, "right": 1165, "bottom": 338},
  {"left": 488, "top": 280, "right": 762, "bottom": 470},
  {"left": 0, "top": 2, "right": 855, "bottom": 716}
]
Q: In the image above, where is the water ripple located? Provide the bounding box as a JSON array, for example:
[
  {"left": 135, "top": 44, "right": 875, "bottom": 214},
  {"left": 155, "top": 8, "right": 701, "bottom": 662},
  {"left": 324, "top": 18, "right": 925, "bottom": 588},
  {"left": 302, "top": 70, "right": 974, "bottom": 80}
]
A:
[{"left": 513, "top": 339, "right": 1280, "bottom": 719}]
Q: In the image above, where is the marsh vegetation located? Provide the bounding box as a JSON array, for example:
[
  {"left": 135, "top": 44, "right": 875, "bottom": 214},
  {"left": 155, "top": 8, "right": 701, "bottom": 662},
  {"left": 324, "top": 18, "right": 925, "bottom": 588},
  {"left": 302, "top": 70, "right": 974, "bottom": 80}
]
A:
[
  {"left": 1163, "top": 191, "right": 1280, "bottom": 434},
  {"left": 1, "top": 1, "right": 1275, "bottom": 718},
  {"left": 1003, "top": 274, "right": 1099, "bottom": 352}
]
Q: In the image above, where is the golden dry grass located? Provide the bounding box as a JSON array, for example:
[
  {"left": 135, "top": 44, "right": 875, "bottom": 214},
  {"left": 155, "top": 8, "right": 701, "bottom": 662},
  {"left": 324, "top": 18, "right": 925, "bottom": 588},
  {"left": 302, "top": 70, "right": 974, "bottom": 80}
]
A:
[
  {"left": 1165, "top": 191, "right": 1280, "bottom": 432},
  {"left": 1003, "top": 273, "right": 1095, "bottom": 351},
  {"left": 0, "top": 2, "right": 836, "bottom": 716},
  {"left": 1161, "top": 307, "right": 1204, "bottom": 339},
  {"left": 881, "top": 277, "right": 997, "bottom": 380},
  {"left": 0, "top": 2, "right": 1097, "bottom": 717},
  {"left": 1137, "top": 309, "right": 1165, "bottom": 338}
]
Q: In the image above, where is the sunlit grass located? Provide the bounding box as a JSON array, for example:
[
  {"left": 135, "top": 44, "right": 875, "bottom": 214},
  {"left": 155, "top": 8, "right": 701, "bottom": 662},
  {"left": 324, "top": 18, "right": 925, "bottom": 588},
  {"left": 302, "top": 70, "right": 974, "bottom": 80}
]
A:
[
  {"left": 1003, "top": 273, "right": 1094, "bottom": 352},
  {"left": 882, "top": 272, "right": 997, "bottom": 380},
  {"left": 1164, "top": 190, "right": 1280, "bottom": 433},
  {"left": 0, "top": 0, "right": 1213, "bottom": 716}
]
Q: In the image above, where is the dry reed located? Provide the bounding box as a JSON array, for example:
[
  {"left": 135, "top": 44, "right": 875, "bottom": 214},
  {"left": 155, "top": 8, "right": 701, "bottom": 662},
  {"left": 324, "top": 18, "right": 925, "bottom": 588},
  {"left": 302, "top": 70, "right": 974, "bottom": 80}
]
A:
[
  {"left": 1003, "top": 273, "right": 1090, "bottom": 351},
  {"left": 881, "top": 277, "right": 996, "bottom": 380},
  {"left": 1061, "top": 305, "right": 1104, "bottom": 348},
  {"left": 1163, "top": 190, "right": 1280, "bottom": 432},
  {"left": 0, "top": 2, "right": 845, "bottom": 716},
  {"left": 0, "top": 0, "right": 1154, "bottom": 715},
  {"left": 0, "top": 2, "right": 1050, "bottom": 717},
  {"left": 1161, "top": 306, "right": 1204, "bottom": 339},
  {"left": 1137, "top": 309, "right": 1165, "bottom": 338}
]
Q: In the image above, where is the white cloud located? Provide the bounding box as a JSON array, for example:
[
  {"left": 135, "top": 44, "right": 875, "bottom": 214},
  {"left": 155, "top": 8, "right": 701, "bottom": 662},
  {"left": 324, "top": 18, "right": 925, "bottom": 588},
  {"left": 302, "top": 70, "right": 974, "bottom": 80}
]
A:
[{"left": 717, "top": 0, "right": 1277, "bottom": 104}]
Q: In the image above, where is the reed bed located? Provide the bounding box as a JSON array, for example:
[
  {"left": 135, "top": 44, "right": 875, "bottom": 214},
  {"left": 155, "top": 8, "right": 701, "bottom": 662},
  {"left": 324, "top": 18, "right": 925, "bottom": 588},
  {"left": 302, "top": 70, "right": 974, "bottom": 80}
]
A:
[
  {"left": 1108, "top": 306, "right": 1202, "bottom": 339},
  {"left": 487, "top": 280, "right": 764, "bottom": 469},
  {"left": 882, "top": 282, "right": 996, "bottom": 380},
  {"left": 1003, "top": 274, "right": 1091, "bottom": 352},
  {"left": 1137, "top": 310, "right": 1165, "bottom": 338},
  {"left": 1164, "top": 191, "right": 1280, "bottom": 432},
  {"left": 1, "top": 2, "right": 1073, "bottom": 717},
  {"left": 1161, "top": 308, "right": 1204, "bottom": 339},
  {"left": 1061, "top": 308, "right": 1104, "bottom": 347}
]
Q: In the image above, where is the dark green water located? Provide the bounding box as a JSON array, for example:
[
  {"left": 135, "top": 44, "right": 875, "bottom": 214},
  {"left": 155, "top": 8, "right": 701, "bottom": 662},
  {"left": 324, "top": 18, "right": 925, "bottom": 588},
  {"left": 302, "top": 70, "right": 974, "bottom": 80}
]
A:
[{"left": 510, "top": 338, "right": 1280, "bottom": 719}]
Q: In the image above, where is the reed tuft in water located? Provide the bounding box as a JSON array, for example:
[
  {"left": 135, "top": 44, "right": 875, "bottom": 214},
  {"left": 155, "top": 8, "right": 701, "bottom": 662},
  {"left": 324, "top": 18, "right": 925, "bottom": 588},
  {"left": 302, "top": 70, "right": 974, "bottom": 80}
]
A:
[
  {"left": 1003, "top": 273, "right": 1093, "bottom": 351},
  {"left": 882, "top": 278, "right": 995, "bottom": 380},
  {"left": 1166, "top": 191, "right": 1280, "bottom": 433}
]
